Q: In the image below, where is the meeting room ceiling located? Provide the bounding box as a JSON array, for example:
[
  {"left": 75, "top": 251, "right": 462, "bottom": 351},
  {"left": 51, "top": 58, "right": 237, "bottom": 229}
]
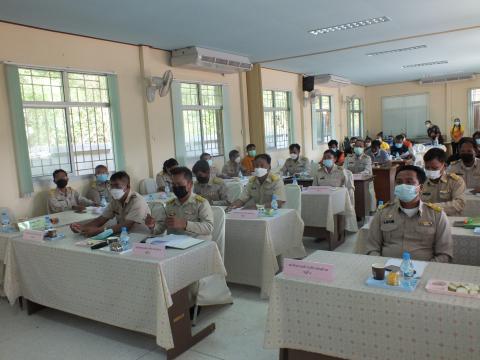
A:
[{"left": 1, "top": 0, "right": 480, "bottom": 85}]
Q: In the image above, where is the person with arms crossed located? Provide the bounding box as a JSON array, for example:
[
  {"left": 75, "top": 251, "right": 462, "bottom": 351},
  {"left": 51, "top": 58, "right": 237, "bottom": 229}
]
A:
[
  {"left": 228, "top": 154, "right": 286, "bottom": 209},
  {"left": 70, "top": 171, "right": 150, "bottom": 236},
  {"left": 281, "top": 143, "right": 310, "bottom": 176},
  {"left": 365, "top": 165, "right": 453, "bottom": 262},
  {"left": 221, "top": 149, "right": 242, "bottom": 178},
  {"left": 193, "top": 160, "right": 229, "bottom": 206},
  {"left": 48, "top": 169, "right": 95, "bottom": 213},
  {"left": 146, "top": 167, "right": 214, "bottom": 240},
  {"left": 421, "top": 148, "right": 465, "bottom": 215}
]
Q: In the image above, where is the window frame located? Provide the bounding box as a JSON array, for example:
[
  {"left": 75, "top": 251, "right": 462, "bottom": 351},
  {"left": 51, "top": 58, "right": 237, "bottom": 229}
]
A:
[
  {"left": 468, "top": 88, "right": 480, "bottom": 134},
  {"left": 263, "top": 89, "right": 293, "bottom": 150},
  {"left": 17, "top": 66, "right": 117, "bottom": 180},
  {"left": 311, "top": 94, "right": 334, "bottom": 147},
  {"left": 347, "top": 97, "right": 363, "bottom": 138}
]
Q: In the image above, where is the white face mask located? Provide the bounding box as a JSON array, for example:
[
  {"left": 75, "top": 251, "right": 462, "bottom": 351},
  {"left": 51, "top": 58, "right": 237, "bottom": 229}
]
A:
[
  {"left": 207, "top": 159, "right": 213, "bottom": 166},
  {"left": 425, "top": 169, "right": 442, "bottom": 180},
  {"left": 290, "top": 153, "right": 299, "bottom": 160},
  {"left": 254, "top": 167, "right": 268, "bottom": 178},
  {"left": 234, "top": 157, "right": 241, "bottom": 164},
  {"left": 110, "top": 188, "right": 125, "bottom": 200},
  {"left": 400, "top": 206, "right": 419, "bottom": 218}
]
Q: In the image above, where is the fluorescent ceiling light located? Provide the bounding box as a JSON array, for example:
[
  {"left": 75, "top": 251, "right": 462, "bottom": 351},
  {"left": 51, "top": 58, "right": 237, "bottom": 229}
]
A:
[
  {"left": 402, "top": 60, "right": 448, "bottom": 69},
  {"left": 309, "top": 16, "right": 391, "bottom": 36},
  {"left": 366, "top": 45, "right": 427, "bottom": 57}
]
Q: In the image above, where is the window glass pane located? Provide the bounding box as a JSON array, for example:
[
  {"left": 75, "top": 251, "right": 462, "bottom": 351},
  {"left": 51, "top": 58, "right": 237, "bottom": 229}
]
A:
[
  {"left": 353, "top": 98, "right": 360, "bottom": 110},
  {"left": 264, "top": 111, "right": 275, "bottom": 149},
  {"left": 321, "top": 96, "right": 330, "bottom": 110},
  {"left": 274, "top": 91, "right": 288, "bottom": 109},
  {"left": 322, "top": 111, "right": 332, "bottom": 143},
  {"left": 19, "top": 68, "right": 63, "bottom": 102},
  {"left": 68, "top": 106, "right": 115, "bottom": 176},
  {"left": 472, "top": 89, "right": 480, "bottom": 102},
  {"left": 275, "top": 110, "right": 289, "bottom": 149},
  {"left": 200, "top": 85, "right": 222, "bottom": 106},
  {"left": 263, "top": 90, "right": 273, "bottom": 108},
  {"left": 23, "top": 108, "right": 71, "bottom": 177},
  {"left": 182, "top": 110, "right": 202, "bottom": 158},
  {"left": 181, "top": 83, "right": 199, "bottom": 106},
  {"left": 68, "top": 73, "right": 108, "bottom": 103},
  {"left": 201, "top": 109, "right": 223, "bottom": 156}
]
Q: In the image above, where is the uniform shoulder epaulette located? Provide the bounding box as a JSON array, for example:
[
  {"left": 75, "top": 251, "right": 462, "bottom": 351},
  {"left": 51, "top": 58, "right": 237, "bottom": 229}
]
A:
[
  {"left": 249, "top": 176, "right": 256, "bottom": 183},
  {"left": 49, "top": 188, "right": 56, "bottom": 195},
  {"left": 167, "top": 198, "right": 176, "bottom": 205},
  {"left": 379, "top": 201, "right": 393, "bottom": 210},
  {"left": 426, "top": 202, "right": 442, "bottom": 212},
  {"left": 195, "top": 194, "right": 206, "bottom": 202},
  {"left": 448, "top": 172, "right": 460, "bottom": 181},
  {"left": 213, "top": 177, "right": 224, "bottom": 185},
  {"left": 270, "top": 173, "right": 280, "bottom": 181},
  {"left": 450, "top": 160, "right": 460, "bottom": 165}
]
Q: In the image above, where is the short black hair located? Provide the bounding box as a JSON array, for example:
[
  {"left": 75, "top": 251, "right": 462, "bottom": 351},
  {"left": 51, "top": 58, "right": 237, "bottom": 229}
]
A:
[
  {"left": 199, "top": 152, "right": 211, "bottom": 160},
  {"left": 52, "top": 169, "right": 67, "bottom": 178},
  {"left": 163, "top": 158, "right": 178, "bottom": 172},
  {"left": 246, "top": 143, "right": 256, "bottom": 151},
  {"left": 425, "top": 120, "right": 432, "bottom": 124},
  {"left": 459, "top": 137, "right": 476, "bottom": 150},
  {"left": 328, "top": 140, "right": 338, "bottom": 147},
  {"left": 171, "top": 166, "right": 193, "bottom": 182},
  {"left": 376, "top": 132, "right": 383, "bottom": 138},
  {"left": 350, "top": 137, "right": 358, "bottom": 142},
  {"left": 365, "top": 136, "right": 372, "bottom": 141},
  {"left": 371, "top": 140, "right": 381, "bottom": 148},
  {"left": 472, "top": 131, "right": 480, "bottom": 139},
  {"left": 323, "top": 149, "right": 337, "bottom": 158},
  {"left": 394, "top": 134, "right": 404, "bottom": 141},
  {"left": 192, "top": 160, "right": 210, "bottom": 174},
  {"left": 424, "top": 148, "right": 447, "bottom": 163},
  {"left": 289, "top": 143, "right": 301, "bottom": 152},
  {"left": 396, "top": 165, "right": 426, "bottom": 185},
  {"left": 95, "top": 164, "right": 108, "bottom": 173},
  {"left": 110, "top": 171, "right": 130, "bottom": 185},
  {"left": 229, "top": 149, "right": 240, "bottom": 160},
  {"left": 355, "top": 138, "right": 365, "bottom": 146},
  {"left": 254, "top": 153, "right": 271, "bottom": 165}
]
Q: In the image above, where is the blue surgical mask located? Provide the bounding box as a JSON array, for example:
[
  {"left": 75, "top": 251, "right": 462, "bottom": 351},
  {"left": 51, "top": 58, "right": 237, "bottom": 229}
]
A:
[
  {"left": 323, "top": 159, "right": 334, "bottom": 168},
  {"left": 354, "top": 147, "right": 364, "bottom": 156},
  {"left": 476, "top": 138, "right": 480, "bottom": 145},
  {"left": 394, "top": 184, "right": 419, "bottom": 202},
  {"left": 395, "top": 143, "right": 403, "bottom": 149},
  {"left": 96, "top": 174, "right": 109, "bottom": 183}
]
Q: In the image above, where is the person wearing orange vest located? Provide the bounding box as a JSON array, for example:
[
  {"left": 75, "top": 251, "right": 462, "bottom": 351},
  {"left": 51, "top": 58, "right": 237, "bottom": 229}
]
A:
[{"left": 450, "top": 118, "right": 464, "bottom": 156}]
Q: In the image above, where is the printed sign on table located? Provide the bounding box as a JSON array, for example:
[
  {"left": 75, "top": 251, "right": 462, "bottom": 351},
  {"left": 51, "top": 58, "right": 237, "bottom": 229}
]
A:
[
  {"left": 133, "top": 242, "right": 166, "bottom": 259},
  {"left": 283, "top": 258, "right": 334, "bottom": 283},
  {"left": 22, "top": 229, "right": 45, "bottom": 242},
  {"left": 228, "top": 209, "right": 258, "bottom": 219}
]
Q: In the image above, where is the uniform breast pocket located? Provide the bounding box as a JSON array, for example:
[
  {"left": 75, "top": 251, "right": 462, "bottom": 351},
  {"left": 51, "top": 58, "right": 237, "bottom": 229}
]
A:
[
  {"left": 439, "top": 190, "right": 451, "bottom": 200},
  {"left": 415, "top": 224, "right": 435, "bottom": 238},
  {"left": 380, "top": 222, "right": 398, "bottom": 242}
]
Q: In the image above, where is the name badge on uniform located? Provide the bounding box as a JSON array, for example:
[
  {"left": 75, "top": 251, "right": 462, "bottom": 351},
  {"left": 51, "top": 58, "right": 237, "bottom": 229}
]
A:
[
  {"left": 439, "top": 190, "right": 450, "bottom": 194},
  {"left": 419, "top": 221, "right": 432, "bottom": 226},
  {"left": 383, "top": 214, "right": 394, "bottom": 224},
  {"left": 422, "top": 192, "right": 431, "bottom": 196}
]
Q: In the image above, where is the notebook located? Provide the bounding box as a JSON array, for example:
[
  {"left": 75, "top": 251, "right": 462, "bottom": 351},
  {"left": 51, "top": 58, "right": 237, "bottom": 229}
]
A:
[{"left": 146, "top": 234, "right": 204, "bottom": 250}]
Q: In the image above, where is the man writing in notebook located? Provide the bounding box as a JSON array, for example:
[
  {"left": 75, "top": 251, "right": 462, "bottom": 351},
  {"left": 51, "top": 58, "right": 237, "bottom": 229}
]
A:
[{"left": 146, "top": 167, "right": 214, "bottom": 240}]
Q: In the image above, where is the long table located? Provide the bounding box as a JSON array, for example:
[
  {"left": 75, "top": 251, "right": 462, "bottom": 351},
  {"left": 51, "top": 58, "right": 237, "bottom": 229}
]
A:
[
  {"left": 264, "top": 251, "right": 480, "bottom": 360},
  {"left": 355, "top": 216, "right": 480, "bottom": 266},
  {"left": 4, "top": 227, "right": 226, "bottom": 359},
  {"left": 224, "top": 209, "right": 306, "bottom": 298},
  {"left": 463, "top": 190, "right": 480, "bottom": 217}
]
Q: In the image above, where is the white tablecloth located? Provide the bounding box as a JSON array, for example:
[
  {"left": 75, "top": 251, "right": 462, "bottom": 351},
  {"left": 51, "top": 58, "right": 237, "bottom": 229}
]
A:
[
  {"left": 301, "top": 188, "right": 347, "bottom": 232},
  {"left": 463, "top": 191, "right": 480, "bottom": 217},
  {"left": 355, "top": 216, "right": 480, "bottom": 266},
  {"left": 224, "top": 209, "right": 306, "bottom": 298},
  {"left": 265, "top": 251, "right": 480, "bottom": 360},
  {"left": 4, "top": 228, "right": 225, "bottom": 350}
]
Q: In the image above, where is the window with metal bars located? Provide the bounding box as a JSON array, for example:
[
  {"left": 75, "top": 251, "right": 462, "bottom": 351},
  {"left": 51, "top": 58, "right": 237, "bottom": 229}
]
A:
[
  {"left": 348, "top": 98, "right": 363, "bottom": 137},
  {"left": 469, "top": 89, "right": 480, "bottom": 131},
  {"left": 312, "top": 95, "right": 333, "bottom": 145},
  {"left": 18, "top": 67, "right": 115, "bottom": 177},
  {"left": 263, "top": 90, "right": 291, "bottom": 150},
  {"left": 180, "top": 83, "right": 224, "bottom": 159}
]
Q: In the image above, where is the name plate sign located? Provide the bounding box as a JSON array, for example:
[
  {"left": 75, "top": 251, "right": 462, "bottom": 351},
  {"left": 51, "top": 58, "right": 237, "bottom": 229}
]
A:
[
  {"left": 22, "top": 229, "right": 45, "bottom": 242},
  {"left": 303, "top": 186, "right": 336, "bottom": 193},
  {"left": 283, "top": 258, "right": 334, "bottom": 283},
  {"left": 133, "top": 243, "right": 166, "bottom": 259},
  {"left": 228, "top": 209, "right": 258, "bottom": 219}
]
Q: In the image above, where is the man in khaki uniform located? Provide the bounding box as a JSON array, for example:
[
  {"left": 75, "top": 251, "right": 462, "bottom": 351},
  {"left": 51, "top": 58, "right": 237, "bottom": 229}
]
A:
[
  {"left": 365, "top": 165, "right": 453, "bottom": 262},
  {"left": 193, "top": 160, "right": 229, "bottom": 206},
  {"left": 229, "top": 154, "right": 286, "bottom": 209},
  {"left": 86, "top": 164, "right": 111, "bottom": 204},
  {"left": 48, "top": 169, "right": 95, "bottom": 213},
  {"left": 314, "top": 150, "right": 349, "bottom": 187},
  {"left": 448, "top": 138, "right": 480, "bottom": 190},
  {"left": 421, "top": 148, "right": 465, "bottom": 215},
  {"left": 221, "top": 149, "right": 242, "bottom": 178},
  {"left": 146, "top": 167, "right": 214, "bottom": 240},
  {"left": 70, "top": 171, "right": 151, "bottom": 236},
  {"left": 281, "top": 143, "right": 310, "bottom": 176},
  {"left": 344, "top": 139, "right": 373, "bottom": 176}
]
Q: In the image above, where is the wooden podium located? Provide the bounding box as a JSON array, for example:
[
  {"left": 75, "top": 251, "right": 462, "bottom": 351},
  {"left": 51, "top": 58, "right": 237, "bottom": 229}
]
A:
[{"left": 372, "top": 165, "right": 398, "bottom": 203}]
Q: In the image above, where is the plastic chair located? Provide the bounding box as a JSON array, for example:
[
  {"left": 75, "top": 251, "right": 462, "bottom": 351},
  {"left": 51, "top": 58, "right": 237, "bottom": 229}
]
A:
[
  {"left": 138, "top": 178, "right": 157, "bottom": 195},
  {"left": 310, "top": 160, "right": 319, "bottom": 174},
  {"left": 194, "top": 206, "right": 232, "bottom": 320},
  {"left": 284, "top": 184, "right": 301, "bottom": 214},
  {"left": 225, "top": 181, "right": 243, "bottom": 203}
]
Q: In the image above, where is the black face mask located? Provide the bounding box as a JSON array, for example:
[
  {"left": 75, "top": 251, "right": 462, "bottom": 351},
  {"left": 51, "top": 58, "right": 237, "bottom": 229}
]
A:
[
  {"left": 196, "top": 176, "right": 209, "bottom": 184},
  {"left": 460, "top": 153, "right": 475, "bottom": 164},
  {"left": 172, "top": 185, "right": 189, "bottom": 199},
  {"left": 55, "top": 179, "right": 68, "bottom": 189}
]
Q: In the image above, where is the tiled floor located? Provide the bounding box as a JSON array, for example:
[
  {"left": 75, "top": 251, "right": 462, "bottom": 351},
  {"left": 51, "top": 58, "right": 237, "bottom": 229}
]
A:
[{"left": 0, "top": 233, "right": 358, "bottom": 360}]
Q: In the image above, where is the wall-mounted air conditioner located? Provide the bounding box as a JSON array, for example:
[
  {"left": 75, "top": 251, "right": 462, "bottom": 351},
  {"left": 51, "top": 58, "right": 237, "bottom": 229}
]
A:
[
  {"left": 419, "top": 73, "right": 476, "bottom": 85},
  {"left": 171, "top": 46, "right": 252, "bottom": 74},
  {"left": 314, "top": 74, "right": 351, "bottom": 87}
]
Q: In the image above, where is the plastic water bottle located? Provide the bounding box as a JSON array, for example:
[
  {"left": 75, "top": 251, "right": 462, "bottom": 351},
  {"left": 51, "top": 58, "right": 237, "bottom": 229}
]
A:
[
  {"left": 292, "top": 175, "right": 298, "bottom": 186},
  {"left": 165, "top": 183, "right": 171, "bottom": 196},
  {"left": 400, "top": 252, "right": 415, "bottom": 288},
  {"left": 44, "top": 216, "right": 53, "bottom": 231},
  {"left": 377, "top": 200, "right": 384, "bottom": 210},
  {"left": 271, "top": 195, "right": 279, "bottom": 211},
  {"left": 119, "top": 227, "right": 130, "bottom": 250},
  {"left": 1, "top": 211, "right": 11, "bottom": 233},
  {"left": 100, "top": 195, "right": 107, "bottom": 208}
]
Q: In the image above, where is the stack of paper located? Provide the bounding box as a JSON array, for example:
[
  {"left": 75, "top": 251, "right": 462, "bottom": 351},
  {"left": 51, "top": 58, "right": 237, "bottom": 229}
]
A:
[{"left": 146, "top": 234, "right": 204, "bottom": 249}]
